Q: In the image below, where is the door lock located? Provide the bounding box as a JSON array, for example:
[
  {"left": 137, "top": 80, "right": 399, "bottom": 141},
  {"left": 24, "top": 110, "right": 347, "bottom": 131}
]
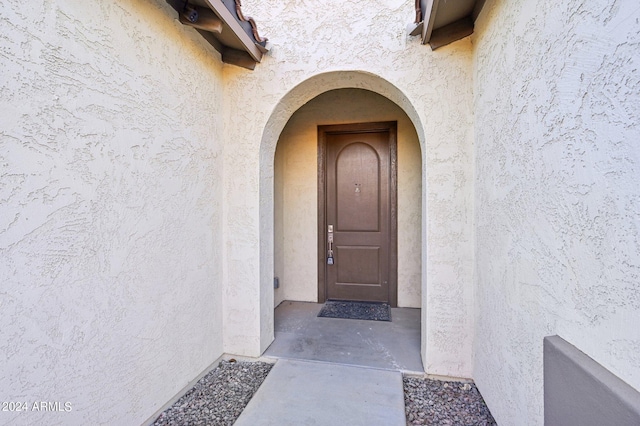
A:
[{"left": 327, "top": 225, "right": 334, "bottom": 265}]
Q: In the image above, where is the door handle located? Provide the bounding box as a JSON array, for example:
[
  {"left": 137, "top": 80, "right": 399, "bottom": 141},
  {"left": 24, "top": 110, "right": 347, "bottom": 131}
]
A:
[{"left": 327, "top": 225, "right": 334, "bottom": 265}]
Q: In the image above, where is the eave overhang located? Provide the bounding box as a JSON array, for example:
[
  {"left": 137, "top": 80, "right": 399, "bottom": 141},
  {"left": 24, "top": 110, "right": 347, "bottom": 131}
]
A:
[
  {"left": 165, "top": 0, "right": 269, "bottom": 70},
  {"left": 410, "top": 0, "right": 486, "bottom": 50}
]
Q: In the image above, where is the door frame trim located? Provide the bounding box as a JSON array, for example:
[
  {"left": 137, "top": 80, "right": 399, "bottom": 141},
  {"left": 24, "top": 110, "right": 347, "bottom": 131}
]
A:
[{"left": 317, "top": 121, "right": 398, "bottom": 307}]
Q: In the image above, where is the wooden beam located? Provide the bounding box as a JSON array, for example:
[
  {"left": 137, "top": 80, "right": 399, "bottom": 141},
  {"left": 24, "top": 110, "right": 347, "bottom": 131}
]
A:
[
  {"left": 429, "top": 16, "right": 474, "bottom": 50},
  {"left": 222, "top": 47, "right": 256, "bottom": 70},
  {"left": 196, "top": 29, "right": 223, "bottom": 54},
  {"left": 179, "top": 6, "right": 223, "bottom": 33}
]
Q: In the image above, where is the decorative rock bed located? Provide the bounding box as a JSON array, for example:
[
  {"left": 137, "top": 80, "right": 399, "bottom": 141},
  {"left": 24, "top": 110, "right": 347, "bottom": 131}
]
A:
[
  {"left": 153, "top": 360, "right": 273, "bottom": 426},
  {"left": 403, "top": 376, "right": 497, "bottom": 425}
]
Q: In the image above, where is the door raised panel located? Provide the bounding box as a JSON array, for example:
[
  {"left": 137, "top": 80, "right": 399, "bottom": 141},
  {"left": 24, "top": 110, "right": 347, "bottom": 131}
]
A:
[
  {"left": 336, "top": 143, "right": 380, "bottom": 232},
  {"left": 336, "top": 246, "right": 380, "bottom": 284}
]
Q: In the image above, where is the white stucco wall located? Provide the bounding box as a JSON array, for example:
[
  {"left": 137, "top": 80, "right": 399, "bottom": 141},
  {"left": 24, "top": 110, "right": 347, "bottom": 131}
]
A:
[
  {"left": 0, "top": 1, "right": 225, "bottom": 424},
  {"left": 222, "top": 0, "right": 475, "bottom": 378},
  {"left": 473, "top": 0, "right": 640, "bottom": 423},
  {"left": 273, "top": 88, "right": 422, "bottom": 308}
]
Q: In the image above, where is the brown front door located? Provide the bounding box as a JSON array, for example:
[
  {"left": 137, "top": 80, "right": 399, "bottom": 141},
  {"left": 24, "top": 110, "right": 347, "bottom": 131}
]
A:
[{"left": 318, "top": 122, "right": 397, "bottom": 306}]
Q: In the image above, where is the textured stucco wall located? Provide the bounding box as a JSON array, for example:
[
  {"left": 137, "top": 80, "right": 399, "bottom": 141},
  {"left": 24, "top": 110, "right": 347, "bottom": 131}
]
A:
[
  {"left": 0, "top": 0, "right": 225, "bottom": 424},
  {"left": 222, "top": 0, "right": 475, "bottom": 378},
  {"left": 273, "top": 88, "right": 422, "bottom": 308},
  {"left": 473, "top": 0, "right": 640, "bottom": 423}
]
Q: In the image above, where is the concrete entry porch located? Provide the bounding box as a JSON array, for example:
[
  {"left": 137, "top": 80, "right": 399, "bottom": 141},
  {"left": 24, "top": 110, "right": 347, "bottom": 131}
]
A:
[{"left": 264, "top": 301, "right": 424, "bottom": 373}]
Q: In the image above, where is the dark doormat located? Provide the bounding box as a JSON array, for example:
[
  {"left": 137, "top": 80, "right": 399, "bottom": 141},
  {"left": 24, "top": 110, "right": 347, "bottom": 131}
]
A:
[{"left": 318, "top": 300, "right": 391, "bottom": 322}]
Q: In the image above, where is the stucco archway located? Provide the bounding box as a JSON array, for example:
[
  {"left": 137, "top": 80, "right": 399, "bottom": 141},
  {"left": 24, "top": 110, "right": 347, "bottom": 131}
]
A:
[{"left": 258, "top": 71, "right": 427, "bottom": 361}]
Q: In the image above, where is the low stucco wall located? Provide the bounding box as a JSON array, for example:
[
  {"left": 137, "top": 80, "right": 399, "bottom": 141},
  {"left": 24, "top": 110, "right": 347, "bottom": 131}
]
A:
[
  {"left": 274, "top": 88, "right": 422, "bottom": 308},
  {"left": 0, "top": 0, "right": 225, "bottom": 423},
  {"left": 472, "top": 0, "right": 640, "bottom": 423}
]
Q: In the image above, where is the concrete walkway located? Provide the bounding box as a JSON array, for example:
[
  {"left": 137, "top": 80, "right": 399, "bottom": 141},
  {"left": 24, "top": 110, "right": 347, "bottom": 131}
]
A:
[
  {"left": 234, "top": 359, "right": 406, "bottom": 426},
  {"left": 264, "top": 301, "right": 423, "bottom": 373},
  {"left": 234, "top": 301, "right": 423, "bottom": 425}
]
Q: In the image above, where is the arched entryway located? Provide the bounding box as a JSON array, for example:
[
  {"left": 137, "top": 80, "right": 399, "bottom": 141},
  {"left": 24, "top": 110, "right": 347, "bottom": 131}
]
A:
[
  {"left": 273, "top": 88, "right": 422, "bottom": 308},
  {"left": 258, "top": 71, "right": 426, "bottom": 364}
]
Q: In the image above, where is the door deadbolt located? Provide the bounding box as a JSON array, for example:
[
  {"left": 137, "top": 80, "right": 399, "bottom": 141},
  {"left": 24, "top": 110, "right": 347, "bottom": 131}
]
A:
[{"left": 327, "top": 224, "right": 334, "bottom": 265}]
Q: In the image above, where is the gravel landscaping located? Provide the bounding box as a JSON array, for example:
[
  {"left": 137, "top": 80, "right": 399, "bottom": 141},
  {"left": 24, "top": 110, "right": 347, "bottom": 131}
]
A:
[
  {"left": 404, "top": 376, "right": 497, "bottom": 425},
  {"left": 153, "top": 360, "right": 273, "bottom": 426},
  {"left": 152, "top": 359, "right": 496, "bottom": 426}
]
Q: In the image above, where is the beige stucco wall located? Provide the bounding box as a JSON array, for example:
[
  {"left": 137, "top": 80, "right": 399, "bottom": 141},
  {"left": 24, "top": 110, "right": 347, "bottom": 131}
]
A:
[
  {"left": 273, "top": 89, "right": 422, "bottom": 308},
  {"left": 4, "top": 0, "right": 635, "bottom": 423},
  {"left": 222, "top": 0, "right": 475, "bottom": 379},
  {"left": 472, "top": 0, "right": 640, "bottom": 424},
  {"left": 0, "top": 0, "right": 225, "bottom": 424}
]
